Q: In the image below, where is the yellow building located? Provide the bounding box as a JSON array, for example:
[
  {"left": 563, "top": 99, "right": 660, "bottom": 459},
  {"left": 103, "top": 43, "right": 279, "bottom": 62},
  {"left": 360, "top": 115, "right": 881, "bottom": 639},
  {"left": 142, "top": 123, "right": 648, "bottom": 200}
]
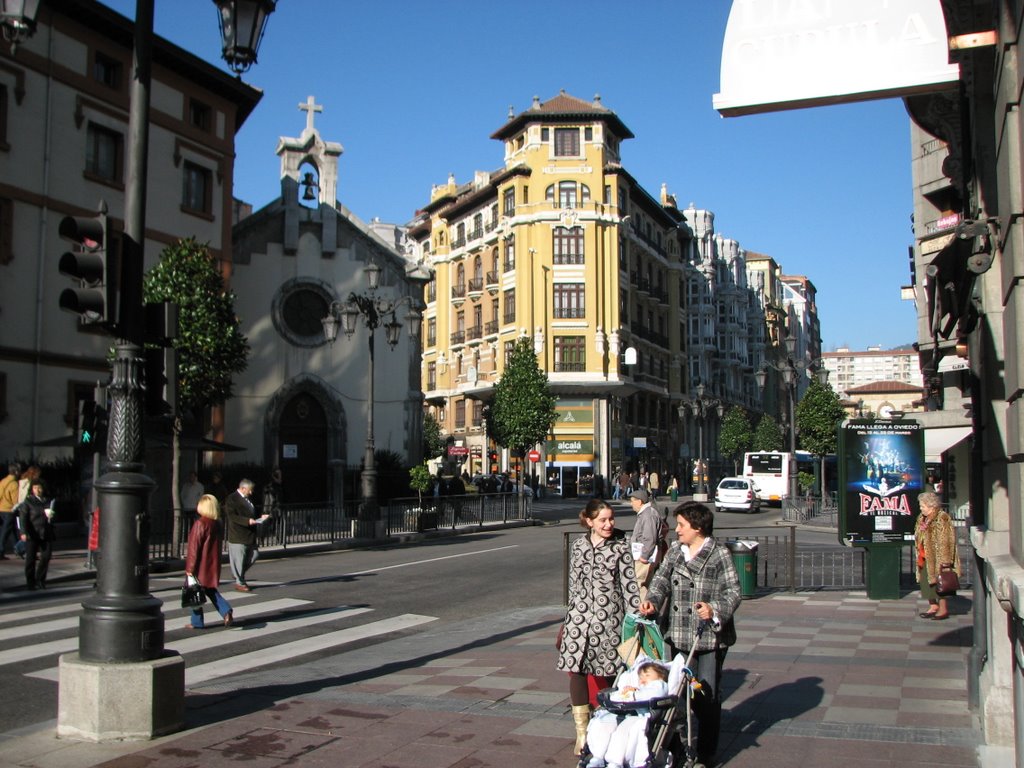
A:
[{"left": 408, "top": 92, "right": 761, "bottom": 496}]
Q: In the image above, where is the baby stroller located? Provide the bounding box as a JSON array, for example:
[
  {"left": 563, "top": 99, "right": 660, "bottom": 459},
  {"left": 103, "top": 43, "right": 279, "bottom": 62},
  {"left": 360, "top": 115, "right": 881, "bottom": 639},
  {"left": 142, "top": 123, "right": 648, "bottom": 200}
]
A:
[{"left": 580, "top": 618, "right": 708, "bottom": 768}]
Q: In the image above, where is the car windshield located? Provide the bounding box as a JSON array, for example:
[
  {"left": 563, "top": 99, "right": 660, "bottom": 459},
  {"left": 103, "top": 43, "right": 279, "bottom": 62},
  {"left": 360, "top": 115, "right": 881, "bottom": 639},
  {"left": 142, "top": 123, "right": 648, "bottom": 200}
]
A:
[{"left": 719, "top": 480, "right": 746, "bottom": 490}]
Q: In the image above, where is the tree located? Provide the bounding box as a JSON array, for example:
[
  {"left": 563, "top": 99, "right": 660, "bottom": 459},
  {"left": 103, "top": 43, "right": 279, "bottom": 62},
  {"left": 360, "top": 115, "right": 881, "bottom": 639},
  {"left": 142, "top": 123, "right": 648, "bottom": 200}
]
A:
[
  {"left": 796, "top": 378, "right": 846, "bottom": 495},
  {"left": 718, "top": 407, "right": 754, "bottom": 474},
  {"left": 752, "top": 414, "right": 784, "bottom": 452},
  {"left": 143, "top": 238, "right": 250, "bottom": 552},
  {"left": 422, "top": 412, "right": 444, "bottom": 460},
  {"left": 489, "top": 337, "right": 557, "bottom": 488},
  {"left": 408, "top": 463, "right": 432, "bottom": 509}
]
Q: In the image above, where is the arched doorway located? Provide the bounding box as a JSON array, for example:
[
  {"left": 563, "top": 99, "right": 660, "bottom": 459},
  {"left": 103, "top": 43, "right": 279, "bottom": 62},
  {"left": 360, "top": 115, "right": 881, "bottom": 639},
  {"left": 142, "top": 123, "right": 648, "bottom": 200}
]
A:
[{"left": 265, "top": 375, "right": 346, "bottom": 506}]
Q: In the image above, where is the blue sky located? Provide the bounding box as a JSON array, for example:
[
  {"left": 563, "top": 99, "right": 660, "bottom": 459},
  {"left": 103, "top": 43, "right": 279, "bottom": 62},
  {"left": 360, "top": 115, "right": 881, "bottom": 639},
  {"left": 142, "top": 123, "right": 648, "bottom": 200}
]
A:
[{"left": 104, "top": 0, "right": 918, "bottom": 352}]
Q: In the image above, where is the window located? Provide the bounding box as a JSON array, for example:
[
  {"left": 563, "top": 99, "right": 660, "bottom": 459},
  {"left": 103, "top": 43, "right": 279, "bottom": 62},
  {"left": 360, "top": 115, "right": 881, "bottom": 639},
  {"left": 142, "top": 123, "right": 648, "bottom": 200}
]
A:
[
  {"left": 455, "top": 399, "right": 466, "bottom": 429},
  {"left": 182, "top": 161, "right": 212, "bottom": 214},
  {"left": 504, "top": 340, "right": 515, "bottom": 365},
  {"left": 503, "top": 288, "right": 516, "bottom": 323},
  {"left": 472, "top": 401, "right": 483, "bottom": 427},
  {"left": 427, "top": 317, "right": 436, "bottom": 346},
  {"left": 584, "top": 127, "right": 593, "bottom": 142},
  {"left": 553, "top": 226, "right": 584, "bottom": 264},
  {"left": 554, "top": 127, "right": 580, "bottom": 156},
  {"left": 541, "top": 127, "right": 549, "bottom": 142},
  {"left": 188, "top": 98, "right": 212, "bottom": 132},
  {"left": 427, "top": 362, "right": 436, "bottom": 391},
  {"left": 558, "top": 181, "right": 577, "bottom": 209},
  {"left": 503, "top": 188, "right": 515, "bottom": 216},
  {"left": 93, "top": 52, "right": 122, "bottom": 90},
  {"left": 281, "top": 288, "right": 329, "bottom": 338},
  {"left": 504, "top": 238, "right": 515, "bottom": 271},
  {"left": 553, "top": 283, "right": 585, "bottom": 318},
  {"left": 554, "top": 336, "right": 586, "bottom": 372},
  {"left": 86, "top": 123, "right": 123, "bottom": 183}
]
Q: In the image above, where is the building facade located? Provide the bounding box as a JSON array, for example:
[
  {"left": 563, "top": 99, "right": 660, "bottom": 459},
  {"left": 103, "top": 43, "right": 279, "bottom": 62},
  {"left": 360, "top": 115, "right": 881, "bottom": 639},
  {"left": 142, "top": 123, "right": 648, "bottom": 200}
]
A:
[
  {"left": 821, "top": 346, "right": 925, "bottom": 398},
  {"left": 227, "top": 100, "right": 428, "bottom": 504},
  {"left": 0, "top": 0, "right": 259, "bottom": 480},
  {"left": 408, "top": 92, "right": 775, "bottom": 496}
]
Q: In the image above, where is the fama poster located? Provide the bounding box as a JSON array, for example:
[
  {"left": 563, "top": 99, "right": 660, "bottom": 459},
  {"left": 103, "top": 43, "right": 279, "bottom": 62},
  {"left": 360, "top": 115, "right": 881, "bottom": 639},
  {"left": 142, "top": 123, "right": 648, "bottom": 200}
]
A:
[{"left": 839, "top": 419, "right": 924, "bottom": 545}]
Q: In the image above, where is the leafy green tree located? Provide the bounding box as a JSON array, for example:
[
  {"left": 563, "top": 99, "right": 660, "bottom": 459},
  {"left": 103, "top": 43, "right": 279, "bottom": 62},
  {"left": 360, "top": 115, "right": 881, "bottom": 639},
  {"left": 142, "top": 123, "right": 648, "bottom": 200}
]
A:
[
  {"left": 408, "top": 463, "right": 432, "bottom": 508},
  {"left": 718, "top": 407, "right": 754, "bottom": 474},
  {"left": 143, "top": 238, "right": 249, "bottom": 551},
  {"left": 422, "top": 411, "right": 444, "bottom": 460},
  {"left": 489, "top": 337, "right": 557, "bottom": 484},
  {"left": 753, "top": 414, "right": 784, "bottom": 451},
  {"left": 796, "top": 378, "right": 846, "bottom": 494}
]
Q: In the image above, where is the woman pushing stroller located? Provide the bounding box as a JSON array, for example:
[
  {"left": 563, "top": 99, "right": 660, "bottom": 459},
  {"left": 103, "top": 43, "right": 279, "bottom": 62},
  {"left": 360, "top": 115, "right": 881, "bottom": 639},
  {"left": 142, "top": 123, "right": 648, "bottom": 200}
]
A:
[{"left": 639, "top": 501, "right": 741, "bottom": 768}]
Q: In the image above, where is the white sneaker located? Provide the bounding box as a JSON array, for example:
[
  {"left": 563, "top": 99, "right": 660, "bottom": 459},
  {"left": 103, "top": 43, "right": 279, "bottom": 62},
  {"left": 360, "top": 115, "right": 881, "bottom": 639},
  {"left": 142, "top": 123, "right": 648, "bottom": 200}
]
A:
[{"left": 586, "top": 759, "right": 606, "bottom": 768}]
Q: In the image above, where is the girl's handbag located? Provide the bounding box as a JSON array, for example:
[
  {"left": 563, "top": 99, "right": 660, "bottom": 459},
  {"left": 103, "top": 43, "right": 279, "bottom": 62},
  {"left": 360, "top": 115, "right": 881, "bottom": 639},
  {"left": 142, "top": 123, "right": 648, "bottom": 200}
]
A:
[
  {"left": 936, "top": 566, "right": 960, "bottom": 596},
  {"left": 180, "top": 575, "right": 206, "bottom": 608}
]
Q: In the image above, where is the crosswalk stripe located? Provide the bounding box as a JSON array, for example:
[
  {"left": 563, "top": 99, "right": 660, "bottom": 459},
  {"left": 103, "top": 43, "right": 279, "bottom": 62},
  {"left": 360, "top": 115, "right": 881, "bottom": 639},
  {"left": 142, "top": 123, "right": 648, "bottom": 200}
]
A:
[
  {"left": 0, "top": 592, "right": 261, "bottom": 640},
  {"left": 26, "top": 603, "right": 371, "bottom": 682},
  {"left": 184, "top": 613, "right": 437, "bottom": 686},
  {"left": 2, "top": 598, "right": 310, "bottom": 668}
]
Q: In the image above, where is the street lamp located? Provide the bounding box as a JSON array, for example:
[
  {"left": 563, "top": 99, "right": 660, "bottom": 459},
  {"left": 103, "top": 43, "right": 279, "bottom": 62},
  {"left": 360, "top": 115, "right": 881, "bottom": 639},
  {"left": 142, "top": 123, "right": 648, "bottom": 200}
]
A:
[
  {"left": 678, "top": 382, "right": 723, "bottom": 499},
  {"left": 754, "top": 335, "right": 829, "bottom": 502},
  {"left": 0, "top": 0, "right": 40, "bottom": 51},
  {"left": 45, "top": 0, "right": 276, "bottom": 742},
  {"left": 323, "top": 263, "right": 422, "bottom": 529},
  {"left": 213, "top": 0, "right": 276, "bottom": 75}
]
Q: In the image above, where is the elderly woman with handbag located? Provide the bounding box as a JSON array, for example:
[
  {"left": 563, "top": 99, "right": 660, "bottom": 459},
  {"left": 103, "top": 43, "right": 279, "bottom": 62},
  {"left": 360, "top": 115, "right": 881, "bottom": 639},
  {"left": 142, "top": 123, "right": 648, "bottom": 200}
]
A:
[
  {"left": 184, "top": 494, "right": 233, "bottom": 629},
  {"left": 556, "top": 499, "right": 640, "bottom": 755},
  {"left": 915, "top": 491, "right": 960, "bottom": 620}
]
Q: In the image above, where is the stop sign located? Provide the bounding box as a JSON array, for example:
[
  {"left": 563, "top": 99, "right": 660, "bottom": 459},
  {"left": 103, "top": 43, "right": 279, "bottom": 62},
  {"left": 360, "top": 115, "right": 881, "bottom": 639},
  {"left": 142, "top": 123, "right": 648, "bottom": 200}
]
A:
[{"left": 528, "top": 449, "right": 541, "bottom": 462}]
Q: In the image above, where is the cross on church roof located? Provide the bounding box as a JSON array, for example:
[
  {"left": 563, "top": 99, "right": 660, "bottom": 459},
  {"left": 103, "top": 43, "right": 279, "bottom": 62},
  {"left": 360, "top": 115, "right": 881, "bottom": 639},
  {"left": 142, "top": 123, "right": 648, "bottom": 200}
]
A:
[{"left": 299, "top": 95, "right": 323, "bottom": 133}]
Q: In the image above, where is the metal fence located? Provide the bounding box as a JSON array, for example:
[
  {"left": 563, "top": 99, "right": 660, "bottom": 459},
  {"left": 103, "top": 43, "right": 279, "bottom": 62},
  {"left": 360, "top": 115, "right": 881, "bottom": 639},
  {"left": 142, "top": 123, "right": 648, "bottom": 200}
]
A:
[{"left": 147, "top": 492, "right": 533, "bottom": 561}]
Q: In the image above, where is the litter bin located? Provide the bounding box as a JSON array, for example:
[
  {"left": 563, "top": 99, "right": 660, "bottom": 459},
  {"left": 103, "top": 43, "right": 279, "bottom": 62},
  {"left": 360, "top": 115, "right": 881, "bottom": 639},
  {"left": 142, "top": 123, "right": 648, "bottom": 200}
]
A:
[
  {"left": 726, "top": 540, "right": 758, "bottom": 598},
  {"left": 670, "top": 487, "right": 678, "bottom": 502}
]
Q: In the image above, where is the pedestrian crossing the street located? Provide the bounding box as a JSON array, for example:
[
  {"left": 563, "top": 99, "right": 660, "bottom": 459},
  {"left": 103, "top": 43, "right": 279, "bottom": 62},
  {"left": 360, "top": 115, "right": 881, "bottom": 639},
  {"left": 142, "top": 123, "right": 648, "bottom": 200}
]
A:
[{"left": 0, "top": 585, "right": 437, "bottom": 689}]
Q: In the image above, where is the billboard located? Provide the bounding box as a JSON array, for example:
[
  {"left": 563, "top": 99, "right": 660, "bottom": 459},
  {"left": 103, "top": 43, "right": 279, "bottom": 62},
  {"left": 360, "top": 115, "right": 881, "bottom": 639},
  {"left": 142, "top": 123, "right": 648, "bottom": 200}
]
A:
[{"left": 839, "top": 418, "right": 925, "bottom": 546}]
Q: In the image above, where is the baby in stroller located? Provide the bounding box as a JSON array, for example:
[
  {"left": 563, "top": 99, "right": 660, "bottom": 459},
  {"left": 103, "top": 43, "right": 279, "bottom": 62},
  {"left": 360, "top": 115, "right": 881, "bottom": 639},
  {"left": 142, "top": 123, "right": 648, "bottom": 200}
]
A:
[{"left": 585, "top": 658, "right": 670, "bottom": 768}]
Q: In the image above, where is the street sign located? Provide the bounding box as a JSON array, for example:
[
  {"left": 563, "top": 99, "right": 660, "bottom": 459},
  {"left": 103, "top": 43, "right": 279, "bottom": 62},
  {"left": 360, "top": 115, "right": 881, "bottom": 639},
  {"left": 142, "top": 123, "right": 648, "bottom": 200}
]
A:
[
  {"left": 449, "top": 446, "right": 469, "bottom": 457},
  {"left": 527, "top": 449, "right": 541, "bottom": 462}
]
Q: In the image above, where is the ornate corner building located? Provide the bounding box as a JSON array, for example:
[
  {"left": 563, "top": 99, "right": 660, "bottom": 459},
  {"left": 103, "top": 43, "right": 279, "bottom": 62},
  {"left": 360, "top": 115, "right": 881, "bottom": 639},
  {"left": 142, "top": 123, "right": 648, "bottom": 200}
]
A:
[{"left": 407, "top": 92, "right": 812, "bottom": 496}]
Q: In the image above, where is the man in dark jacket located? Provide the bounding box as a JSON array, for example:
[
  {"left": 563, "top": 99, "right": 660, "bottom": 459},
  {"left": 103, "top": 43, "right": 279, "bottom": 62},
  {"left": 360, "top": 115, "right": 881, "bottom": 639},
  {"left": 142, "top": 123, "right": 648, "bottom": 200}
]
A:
[
  {"left": 224, "top": 479, "right": 268, "bottom": 591},
  {"left": 17, "top": 478, "right": 54, "bottom": 590}
]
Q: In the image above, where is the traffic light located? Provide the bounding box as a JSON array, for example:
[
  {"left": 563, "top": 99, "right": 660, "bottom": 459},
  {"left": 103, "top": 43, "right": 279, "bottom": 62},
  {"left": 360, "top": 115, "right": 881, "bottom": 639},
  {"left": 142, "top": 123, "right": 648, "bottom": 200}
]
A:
[
  {"left": 77, "top": 394, "right": 108, "bottom": 451},
  {"left": 58, "top": 205, "right": 118, "bottom": 328}
]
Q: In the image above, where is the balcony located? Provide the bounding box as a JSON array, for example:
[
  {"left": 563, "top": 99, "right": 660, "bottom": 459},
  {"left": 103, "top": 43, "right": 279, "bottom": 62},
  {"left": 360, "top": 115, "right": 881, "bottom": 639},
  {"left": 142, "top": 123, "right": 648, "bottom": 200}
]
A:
[
  {"left": 451, "top": 284, "right": 467, "bottom": 304},
  {"left": 485, "top": 271, "right": 499, "bottom": 291},
  {"left": 554, "top": 361, "right": 586, "bottom": 373},
  {"left": 467, "top": 324, "right": 483, "bottom": 341},
  {"left": 484, "top": 319, "right": 499, "bottom": 336},
  {"left": 554, "top": 308, "right": 586, "bottom": 319},
  {"left": 452, "top": 236, "right": 466, "bottom": 249},
  {"left": 468, "top": 226, "right": 483, "bottom": 241},
  {"left": 468, "top": 277, "right": 484, "bottom": 296},
  {"left": 503, "top": 258, "right": 516, "bottom": 273},
  {"left": 503, "top": 311, "right": 516, "bottom": 325},
  {"left": 450, "top": 330, "right": 465, "bottom": 346}
]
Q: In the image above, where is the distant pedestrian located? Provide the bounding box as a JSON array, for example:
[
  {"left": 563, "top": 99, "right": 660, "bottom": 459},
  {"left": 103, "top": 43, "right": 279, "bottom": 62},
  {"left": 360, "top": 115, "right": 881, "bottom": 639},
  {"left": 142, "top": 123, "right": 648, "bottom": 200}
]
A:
[
  {"left": 915, "top": 491, "right": 959, "bottom": 621},
  {"left": 180, "top": 471, "right": 205, "bottom": 516},
  {"left": 556, "top": 499, "right": 639, "bottom": 755},
  {"left": 207, "top": 472, "right": 228, "bottom": 504},
  {"left": 262, "top": 467, "right": 283, "bottom": 518},
  {"left": 648, "top": 470, "right": 660, "bottom": 500},
  {"left": 17, "top": 478, "right": 55, "bottom": 590},
  {"left": 0, "top": 462, "right": 21, "bottom": 558},
  {"left": 224, "top": 479, "right": 269, "bottom": 592},
  {"left": 628, "top": 489, "right": 664, "bottom": 599},
  {"left": 184, "top": 494, "right": 233, "bottom": 629}
]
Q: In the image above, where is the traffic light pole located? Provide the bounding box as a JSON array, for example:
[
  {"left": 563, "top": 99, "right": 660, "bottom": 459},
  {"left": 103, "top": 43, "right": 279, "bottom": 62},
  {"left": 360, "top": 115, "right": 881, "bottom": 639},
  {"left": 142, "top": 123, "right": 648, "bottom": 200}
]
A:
[{"left": 58, "top": 0, "right": 183, "bottom": 742}]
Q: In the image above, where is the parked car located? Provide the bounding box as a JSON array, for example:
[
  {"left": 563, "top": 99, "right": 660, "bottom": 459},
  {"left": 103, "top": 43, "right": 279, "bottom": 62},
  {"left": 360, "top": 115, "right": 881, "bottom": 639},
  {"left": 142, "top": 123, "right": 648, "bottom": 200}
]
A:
[{"left": 714, "top": 477, "right": 761, "bottom": 513}]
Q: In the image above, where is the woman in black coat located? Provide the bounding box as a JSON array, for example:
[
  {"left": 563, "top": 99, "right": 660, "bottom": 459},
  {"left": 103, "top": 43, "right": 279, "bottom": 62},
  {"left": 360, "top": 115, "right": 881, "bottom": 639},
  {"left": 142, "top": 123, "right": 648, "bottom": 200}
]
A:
[{"left": 17, "top": 478, "right": 54, "bottom": 590}]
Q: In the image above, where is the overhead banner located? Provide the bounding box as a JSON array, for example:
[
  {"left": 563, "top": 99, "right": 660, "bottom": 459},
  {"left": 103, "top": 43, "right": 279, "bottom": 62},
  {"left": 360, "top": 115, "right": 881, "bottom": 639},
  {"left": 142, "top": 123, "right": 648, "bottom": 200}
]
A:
[
  {"left": 714, "top": 0, "right": 960, "bottom": 116},
  {"left": 839, "top": 418, "right": 925, "bottom": 546}
]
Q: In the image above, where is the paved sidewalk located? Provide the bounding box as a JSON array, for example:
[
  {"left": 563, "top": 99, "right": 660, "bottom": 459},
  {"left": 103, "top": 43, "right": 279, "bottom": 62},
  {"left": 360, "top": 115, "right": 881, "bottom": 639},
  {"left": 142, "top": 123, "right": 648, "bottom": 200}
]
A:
[{"left": 0, "top": 582, "right": 1010, "bottom": 768}]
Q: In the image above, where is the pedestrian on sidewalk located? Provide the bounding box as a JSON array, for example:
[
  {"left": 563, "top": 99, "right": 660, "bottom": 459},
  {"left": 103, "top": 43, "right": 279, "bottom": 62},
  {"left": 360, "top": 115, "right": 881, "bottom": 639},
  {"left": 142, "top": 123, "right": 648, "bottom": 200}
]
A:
[
  {"left": 915, "top": 491, "right": 959, "bottom": 621},
  {"left": 628, "top": 489, "right": 664, "bottom": 600},
  {"left": 556, "top": 499, "right": 640, "bottom": 755},
  {"left": 17, "top": 478, "right": 55, "bottom": 590},
  {"left": 180, "top": 471, "right": 205, "bottom": 517},
  {"left": 639, "top": 501, "right": 740, "bottom": 768},
  {"left": 184, "top": 494, "right": 233, "bottom": 629},
  {"left": 0, "top": 462, "right": 21, "bottom": 558},
  {"left": 224, "top": 479, "right": 268, "bottom": 592}
]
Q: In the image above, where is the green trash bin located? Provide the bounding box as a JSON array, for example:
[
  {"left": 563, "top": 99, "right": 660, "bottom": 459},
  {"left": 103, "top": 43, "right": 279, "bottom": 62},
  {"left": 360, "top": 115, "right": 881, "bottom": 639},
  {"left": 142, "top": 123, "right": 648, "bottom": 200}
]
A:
[
  {"left": 670, "top": 487, "right": 678, "bottom": 502},
  {"left": 726, "top": 540, "right": 758, "bottom": 598}
]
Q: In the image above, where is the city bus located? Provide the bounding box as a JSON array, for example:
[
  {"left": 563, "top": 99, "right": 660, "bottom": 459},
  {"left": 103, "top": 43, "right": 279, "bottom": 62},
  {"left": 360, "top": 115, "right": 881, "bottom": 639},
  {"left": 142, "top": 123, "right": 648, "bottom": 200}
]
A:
[
  {"left": 742, "top": 450, "right": 832, "bottom": 504},
  {"left": 742, "top": 451, "right": 797, "bottom": 505}
]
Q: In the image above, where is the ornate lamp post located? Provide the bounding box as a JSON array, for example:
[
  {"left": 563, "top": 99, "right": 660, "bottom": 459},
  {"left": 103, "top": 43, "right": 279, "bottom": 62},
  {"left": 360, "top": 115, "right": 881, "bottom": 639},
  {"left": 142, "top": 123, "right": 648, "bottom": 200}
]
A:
[
  {"left": 679, "top": 382, "right": 723, "bottom": 499},
  {"left": 323, "top": 263, "right": 421, "bottom": 530},
  {"left": 0, "top": 0, "right": 40, "bottom": 51},
  {"left": 43, "top": 0, "right": 276, "bottom": 741},
  {"left": 754, "top": 335, "right": 829, "bottom": 501}
]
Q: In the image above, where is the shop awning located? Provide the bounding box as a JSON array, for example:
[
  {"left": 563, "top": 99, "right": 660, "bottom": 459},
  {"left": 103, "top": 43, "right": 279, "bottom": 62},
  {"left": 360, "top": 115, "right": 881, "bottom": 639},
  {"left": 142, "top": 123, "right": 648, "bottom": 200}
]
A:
[{"left": 925, "top": 426, "right": 971, "bottom": 461}]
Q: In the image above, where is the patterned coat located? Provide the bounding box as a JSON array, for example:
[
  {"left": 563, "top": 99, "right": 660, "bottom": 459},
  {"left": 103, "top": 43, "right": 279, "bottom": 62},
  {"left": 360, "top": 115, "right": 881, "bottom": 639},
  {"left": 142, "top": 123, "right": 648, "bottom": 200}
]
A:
[
  {"left": 556, "top": 530, "right": 640, "bottom": 676},
  {"left": 645, "top": 538, "right": 741, "bottom": 654},
  {"left": 915, "top": 509, "right": 960, "bottom": 584}
]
